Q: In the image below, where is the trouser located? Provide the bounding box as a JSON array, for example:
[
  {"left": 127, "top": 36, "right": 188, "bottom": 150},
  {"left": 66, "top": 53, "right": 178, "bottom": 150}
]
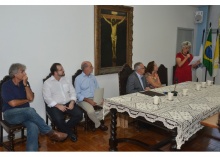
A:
[
  {"left": 78, "top": 100, "right": 103, "bottom": 128},
  {"left": 46, "top": 102, "right": 83, "bottom": 136},
  {"left": 4, "top": 107, "right": 52, "bottom": 151}
]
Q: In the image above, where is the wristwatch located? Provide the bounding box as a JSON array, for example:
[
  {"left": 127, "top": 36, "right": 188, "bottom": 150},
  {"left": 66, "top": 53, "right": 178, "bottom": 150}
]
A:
[{"left": 24, "top": 84, "right": 29, "bottom": 87}]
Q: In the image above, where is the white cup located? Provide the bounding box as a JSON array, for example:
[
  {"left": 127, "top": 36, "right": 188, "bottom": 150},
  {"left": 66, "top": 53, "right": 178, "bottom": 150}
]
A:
[
  {"left": 196, "top": 84, "right": 201, "bottom": 90},
  {"left": 168, "top": 92, "right": 173, "bottom": 101},
  {"left": 153, "top": 96, "right": 160, "bottom": 105},
  {"left": 182, "top": 89, "right": 188, "bottom": 96},
  {"left": 207, "top": 80, "right": 213, "bottom": 86},
  {"left": 201, "top": 82, "right": 206, "bottom": 88}
]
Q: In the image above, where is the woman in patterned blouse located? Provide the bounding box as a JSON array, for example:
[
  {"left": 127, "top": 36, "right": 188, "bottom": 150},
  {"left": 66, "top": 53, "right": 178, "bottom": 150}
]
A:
[{"left": 145, "top": 61, "right": 162, "bottom": 89}]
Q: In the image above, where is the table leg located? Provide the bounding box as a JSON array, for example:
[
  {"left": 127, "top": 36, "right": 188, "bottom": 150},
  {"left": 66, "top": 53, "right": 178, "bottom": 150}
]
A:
[
  {"left": 109, "top": 108, "right": 118, "bottom": 151},
  {"left": 170, "top": 129, "right": 177, "bottom": 151}
]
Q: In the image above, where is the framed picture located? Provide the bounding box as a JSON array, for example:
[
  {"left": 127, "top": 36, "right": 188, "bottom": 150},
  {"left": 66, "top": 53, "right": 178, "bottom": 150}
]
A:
[{"left": 94, "top": 5, "right": 133, "bottom": 75}]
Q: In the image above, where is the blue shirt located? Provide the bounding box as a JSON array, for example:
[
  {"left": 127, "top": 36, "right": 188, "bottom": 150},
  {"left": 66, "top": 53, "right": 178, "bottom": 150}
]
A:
[
  {"left": 74, "top": 72, "right": 99, "bottom": 102},
  {"left": 1, "top": 79, "right": 30, "bottom": 112}
]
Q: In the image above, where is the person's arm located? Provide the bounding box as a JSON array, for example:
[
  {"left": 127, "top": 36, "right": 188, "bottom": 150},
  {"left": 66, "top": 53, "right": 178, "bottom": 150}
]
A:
[
  {"left": 42, "top": 81, "right": 57, "bottom": 107},
  {"left": 8, "top": 99, "right": 30, "bottom": 107},
  {"left": 192, "top": 60, "right": 201, "bottom": 68},
  {"left": 74, "top": 77, "right": 85, "bottom": 102},
  {"left": 155, "top": 74, "right": 162, "bottom": 87},
  {"left": 176, "top": 54, "right": 190, "bottom": 67},
  {"left": 2, "top": 82, "right": 30, "bottom": 107},
  {"left": 118, "top": 17, "right": 126, "bottom": 25},
  {"left": 146, "top": 75, "right": 162, "bottom": 88},
  {"left": 23, "top": 75, "right": 34, "bottom": 101},
  {"left": 67, "top": 79, "right": 76, "bottom": 102},
  {"left": 126, "top": 75, "right": 138, "bottom": 94},
  {"left": 102, "top": 15, "right": 111, "bottom": 25},
  {"left": 66, "top": 79, "right": 76, "bottom": 110}
]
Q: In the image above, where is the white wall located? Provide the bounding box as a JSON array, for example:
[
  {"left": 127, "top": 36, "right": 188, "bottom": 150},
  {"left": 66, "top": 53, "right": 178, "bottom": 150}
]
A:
[
  {"left": 133, "top": 5, "right": 197, "bottom": 83},
  {"left": 0, "top": 6, "right": 197, "bottom": 135}
]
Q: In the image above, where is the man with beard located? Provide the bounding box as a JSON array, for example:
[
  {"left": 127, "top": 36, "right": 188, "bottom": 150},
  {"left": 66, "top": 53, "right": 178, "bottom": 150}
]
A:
[
  {"left": 43, "top": 63, "right": 83, "bottom": 142},
  {"left": 1, "top": 63, "right": 68, "bottom": 151}
]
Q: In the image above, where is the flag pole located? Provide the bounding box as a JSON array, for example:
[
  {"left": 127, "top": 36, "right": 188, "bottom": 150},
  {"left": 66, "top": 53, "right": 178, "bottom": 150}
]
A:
[
  {"left": 197, "top": 29, "right": 205, "bottom": 82},
  {"left": 202, "top": 29, "right": 205, "bottom": 44},
  {"left": 213, "top": 28, "right": 219, "bottom": 84}
]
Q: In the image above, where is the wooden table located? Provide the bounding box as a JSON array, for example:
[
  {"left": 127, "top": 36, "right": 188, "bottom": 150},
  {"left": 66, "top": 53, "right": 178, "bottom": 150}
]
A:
[{"left": 104, "top": 81, "right": 220, "bottom": 151}]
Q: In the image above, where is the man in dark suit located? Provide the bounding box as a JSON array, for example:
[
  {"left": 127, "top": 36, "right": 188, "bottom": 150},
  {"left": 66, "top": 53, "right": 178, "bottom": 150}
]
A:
[{"left": 126, "top": 62, "right": 150, "bottom": 94}]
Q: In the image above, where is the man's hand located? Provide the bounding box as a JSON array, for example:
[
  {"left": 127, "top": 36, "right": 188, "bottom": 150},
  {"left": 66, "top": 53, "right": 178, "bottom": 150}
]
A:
[
  {"left": 144, "top": 87, "right": 150, "bottom": 91},
  {"left": 66, "top": 101, "right": 75, "bottom": 110},
  {"left": 23, "top": 74, "right": 28, "bottom": 86},
  {"left": 84, "top": 98, "right": 97, "bottom": 106},
  {"left": 55, "top": 104, "right": 67, "bottom": 112}
]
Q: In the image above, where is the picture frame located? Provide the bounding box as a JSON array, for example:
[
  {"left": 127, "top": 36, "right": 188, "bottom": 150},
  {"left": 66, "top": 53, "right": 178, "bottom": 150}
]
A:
[{"left": 94, "top": 5, "right": 133, "bottom": 75}]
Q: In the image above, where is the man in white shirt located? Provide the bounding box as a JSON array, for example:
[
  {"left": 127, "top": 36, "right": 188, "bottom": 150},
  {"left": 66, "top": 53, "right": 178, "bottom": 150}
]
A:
[{"left": 42, "top": 63, "right": 83, "bottom": 142}]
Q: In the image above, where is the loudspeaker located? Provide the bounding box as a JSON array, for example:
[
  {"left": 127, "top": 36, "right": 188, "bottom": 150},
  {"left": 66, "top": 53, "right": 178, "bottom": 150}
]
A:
[{"left": 195, "top": 11, "right": 203, "bottom": 23}]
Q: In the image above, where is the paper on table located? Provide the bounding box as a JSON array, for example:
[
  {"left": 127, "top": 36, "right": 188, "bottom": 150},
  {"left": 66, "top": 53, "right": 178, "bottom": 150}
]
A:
[
  {"left": 93, "top": 88, "right": 104, "bottom": 105},
  {"left": 188, "top": 56, "right": 201, "bottom": 65}
]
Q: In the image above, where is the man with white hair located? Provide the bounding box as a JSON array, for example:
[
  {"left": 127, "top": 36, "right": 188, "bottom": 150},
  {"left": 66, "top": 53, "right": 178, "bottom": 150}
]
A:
[
  {"left": 74, "top": 61, "right": 108, "bottom": 131},
  {"left": 126, "top": 62, "right": 150, "bottom": 94}
]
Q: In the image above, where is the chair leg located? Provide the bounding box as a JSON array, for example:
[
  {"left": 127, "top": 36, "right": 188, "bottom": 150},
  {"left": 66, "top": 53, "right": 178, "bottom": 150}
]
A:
[
  {"left": 8, "top": 133, "right": 15, "bottom": 151},
  {"left": 46, "top": 114, "right": 49, "bottom": 125},
  {"left": 21, "top": 128, "right": 25, "bottom": 139},
  {"left": 0, "top": 126, "right": 3, "bottom": 147},
  {"left": 84, "top": 113, "right": 89, "bottom": 131}
]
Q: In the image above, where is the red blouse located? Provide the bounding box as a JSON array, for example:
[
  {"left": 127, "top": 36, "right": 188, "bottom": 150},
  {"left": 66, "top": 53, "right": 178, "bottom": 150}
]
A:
[{"left": 174, "top": 52, "right": 193, "bottom": 83}]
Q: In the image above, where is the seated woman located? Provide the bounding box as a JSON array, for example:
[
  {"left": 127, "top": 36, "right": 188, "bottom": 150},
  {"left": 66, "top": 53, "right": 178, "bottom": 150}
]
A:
[{"left": 145, "top": 61, "right": 162, "bottom": 89}]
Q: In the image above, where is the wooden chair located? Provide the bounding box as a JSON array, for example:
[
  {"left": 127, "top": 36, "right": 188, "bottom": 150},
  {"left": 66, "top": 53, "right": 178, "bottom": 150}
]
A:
[
  {"left": 157, "top": 64, "right": 168, "bottom": 86},
  {"left": 117, "top": 64, "right": 133, "bottom": 128},
  {"left": 118, "top": 63, "right": 133, "bottom": 96},
  {"left": 43, "top": 76, "right": 77, "bottom": 135},
  {"left": 0, "top": 75, "right": 26, "bottom": 151},
  {"left": 72, "top": 69, "right": 102, "bottom": 131},
  {"left": 173, "top": 65, "right": 177, "bottom": 84}
]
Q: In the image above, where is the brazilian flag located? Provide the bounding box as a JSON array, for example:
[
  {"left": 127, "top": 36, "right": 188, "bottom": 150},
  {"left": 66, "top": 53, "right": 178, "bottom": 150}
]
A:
[{"left": 203, "top": 28, "right": 213, "bottom": 76}]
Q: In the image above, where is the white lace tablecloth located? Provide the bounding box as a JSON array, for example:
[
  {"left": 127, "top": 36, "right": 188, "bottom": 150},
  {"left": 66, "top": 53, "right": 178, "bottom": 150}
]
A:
[{"left": 104, "top": 81, "right": 220, "bottom": 149}]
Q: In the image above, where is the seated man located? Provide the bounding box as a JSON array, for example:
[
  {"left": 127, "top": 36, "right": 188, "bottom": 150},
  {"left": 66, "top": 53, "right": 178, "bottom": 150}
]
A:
[
  {"left": 74, "top": 61, "right": 108, "bottom": 131},
  {"left": 1, "top": 63, "right": 67, "bottom": 151},
  {"left": 126, "top": 62, "right": 150, "bottom": 94},
  {"left": 42, "top": 63, "right": 83, "bottom": 142}
]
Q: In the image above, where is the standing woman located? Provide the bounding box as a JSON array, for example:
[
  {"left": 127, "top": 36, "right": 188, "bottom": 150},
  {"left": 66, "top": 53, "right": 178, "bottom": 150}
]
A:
[{"left": 174, "top": 41, "right": 200, "bottom": 83}]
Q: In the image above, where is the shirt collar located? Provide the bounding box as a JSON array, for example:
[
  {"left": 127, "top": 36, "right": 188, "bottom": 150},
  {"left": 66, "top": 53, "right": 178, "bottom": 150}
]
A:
[
  {"left": 135, "top": 71, "right": 143, "bottom": 78},
  {"left": 50, "top": 75, "right": 64, "bottom": 81},
  {"left": 82, "top": 72, "right": 91, "bottom": 77}
]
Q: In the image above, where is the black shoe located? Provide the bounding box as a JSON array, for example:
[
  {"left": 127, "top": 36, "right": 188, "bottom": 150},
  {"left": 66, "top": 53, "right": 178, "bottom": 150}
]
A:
[
  {"left": 100, "top": 120, "right": 104, "bottom": 125},
  {"left": 98, "top": 124, "right": 108, "bottom": 131},
  {"left": 69, "top": 134, "right": 77, "bottom": 142}
]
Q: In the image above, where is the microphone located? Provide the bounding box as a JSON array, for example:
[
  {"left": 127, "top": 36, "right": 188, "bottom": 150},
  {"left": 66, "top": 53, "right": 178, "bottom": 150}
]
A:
[
  {"left": 171, "top": 78, "right": 178, "bottom": 96},
  {"left": 187, "top": 51, "right": 190, "bottom": 63}
]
